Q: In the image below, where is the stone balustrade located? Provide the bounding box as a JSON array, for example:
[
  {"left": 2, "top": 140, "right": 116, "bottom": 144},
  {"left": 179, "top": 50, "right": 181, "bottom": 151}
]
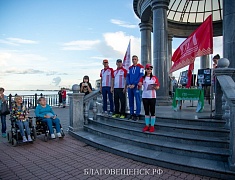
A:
[{"left": 214, "top": 58, "right": 235, "bottom": 171}]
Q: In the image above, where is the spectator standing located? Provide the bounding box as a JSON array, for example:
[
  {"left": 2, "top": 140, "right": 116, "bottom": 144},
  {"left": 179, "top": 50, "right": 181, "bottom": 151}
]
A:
[
  {"left": 112, "top": 59, "right": 127, "bottom": 119},
  {"left": 61, "top": 88, "right": 66, "bottom": 108},
  {"left": 171, "top": 76, "right": 178, "bottom": 97},
  {"left": 0, "top": 87, "right": 7, "bottom": 138},
  {"left": 138, "top": 64, "right": 160, "bottom": 132},
  {"left": 100, "top": 59, "right": 114, "bottom": 116},
  {"left": 126, "top": 55, "right": 144, "bottom": 121},
  {"left": 80, "top": 75, "right": 92, "bottom": 96},
  {"left": 58, "top": 88, "right": 62, "bottom": 107}
]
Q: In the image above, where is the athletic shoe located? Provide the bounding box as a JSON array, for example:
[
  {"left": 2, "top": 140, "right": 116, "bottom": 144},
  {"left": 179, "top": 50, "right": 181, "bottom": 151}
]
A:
[
  {"left": 128, "top": 115, "right": 134, "bottom": 120},
  {"left": 103, "top": 111, "right": 108, "bottom": 117},
  {"left": 120, "top": 115, "right": 125, "bottom": 119},
  {"left": 51, "top": 134, "right": 56, "bottom": 139},
  {"left": 2, "top": 133, "right": 6, "bottom": 138},
  {"left": 23, "top": 136, "right": 28, "bottom": 142},
  {"left": 57, "top": 133, "right": 62, "bottom": 138},
  {"left": 142, "top": 126, "right": 149, "bottom": 132},
  {"left": 112, "top": 114, "right": 120, "bottom": 118},
  {"left": 27, "top": 135, "right": 33, "bottom": 142},
  {"left": 149, "top": 126, "right": 155, "bottom": 132},
  {"left": 135, "top": 115, "right": 140, "bottom": 121}
]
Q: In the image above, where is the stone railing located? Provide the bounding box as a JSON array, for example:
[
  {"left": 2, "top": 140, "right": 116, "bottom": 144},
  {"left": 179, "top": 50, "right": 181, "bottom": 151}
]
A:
[
  {"left": 214, "top": 58, "right": 235, "bottom": 171},
  {"left": 83, "top": 90, "right": 102, "bottom": 124},
  {"left": 68, "top": 84, "right": 102, "bottom": 132}
]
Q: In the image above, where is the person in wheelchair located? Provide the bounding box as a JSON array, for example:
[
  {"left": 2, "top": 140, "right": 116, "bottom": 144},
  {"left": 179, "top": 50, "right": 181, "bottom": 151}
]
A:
[
  {"left": 11, "top": 96, "right": 33, "bottom": 142},
  {"left": 35, "top": 97, "right": 62, "bottom": 139}
]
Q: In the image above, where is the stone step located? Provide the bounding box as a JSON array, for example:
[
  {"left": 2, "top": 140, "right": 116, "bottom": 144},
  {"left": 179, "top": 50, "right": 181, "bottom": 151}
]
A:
[
  {"left": 120, "top": 114, "right": 226, "bottom": 127},
  {"left": 69, "top": 130, "right": 235, "bottom": 180},
  {"left": 85, "top": 123, "right": 229, "bottom": 161},
  {"left": 88, "top": 118, "right": 229, "bottom": 149},
  {"left": 156, "top": 116, "right": 227, "bottom": 128},
  {"left": 97, "top": 115, "right": 229, "bottom": 138},
  {"left": 101, "top": 114, "right": 227, "bottom": 129},
  {"left": 98, "top": 116, "right": 229, "bottom": 137}
]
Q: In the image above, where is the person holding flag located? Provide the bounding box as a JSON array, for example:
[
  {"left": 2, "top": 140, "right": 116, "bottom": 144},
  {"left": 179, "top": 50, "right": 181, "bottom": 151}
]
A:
[{"left": 126, "top": 55, "right": 144, "bottom": 121}]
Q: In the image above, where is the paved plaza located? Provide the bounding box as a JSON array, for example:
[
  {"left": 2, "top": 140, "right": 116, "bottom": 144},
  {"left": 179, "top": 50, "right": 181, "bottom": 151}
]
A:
[{"left": 0, "top": 106, "right": 219, "bottom": 180}]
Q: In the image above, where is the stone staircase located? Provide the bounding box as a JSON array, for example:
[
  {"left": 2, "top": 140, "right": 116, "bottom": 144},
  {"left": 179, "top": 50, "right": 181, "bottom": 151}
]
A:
[{"left": 69, "top": 114, "right": 235, "bottom": 179}]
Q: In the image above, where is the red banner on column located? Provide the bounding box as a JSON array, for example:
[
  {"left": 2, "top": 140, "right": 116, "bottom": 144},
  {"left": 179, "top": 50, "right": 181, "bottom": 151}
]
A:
[{"left": 169, "top": 15, "right": 213, "bottom": 73}]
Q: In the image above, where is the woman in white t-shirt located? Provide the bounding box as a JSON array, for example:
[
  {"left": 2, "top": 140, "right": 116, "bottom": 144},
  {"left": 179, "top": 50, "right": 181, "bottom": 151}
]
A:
[{"left": 138, "top": 64, "right": 160, "bottom": 132}]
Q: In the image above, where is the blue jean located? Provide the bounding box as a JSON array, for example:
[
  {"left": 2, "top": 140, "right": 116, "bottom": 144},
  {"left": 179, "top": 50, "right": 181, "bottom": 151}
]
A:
[
  {"left": 42, "top": 118, "right": 61, "bottom": 134},
  {"left": 128, "top": 87, "right": 141, "bottom": 115},
  {"left": 16, "top": 120, "right": 30, "bottom": 137},
  {"left": 1, "top": 115, "right": 6, "bottom": 134},
  {"left": 102, "top": 86, "right": 114, "bottom": 112}
]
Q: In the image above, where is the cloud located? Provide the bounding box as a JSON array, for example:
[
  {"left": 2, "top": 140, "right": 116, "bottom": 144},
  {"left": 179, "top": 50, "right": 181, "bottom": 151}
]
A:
[
  {"left": 103, "top": 31, "right": 140, "bottom": 57},
  {"left": 4, "top": 68, "right": 44, "bottom": 74},
  {"left": 52, "top": 77, "right": 61, "bottom": 86},
  {"left": 0, "top": 38, "right": 38, "bottom": 46},
  {"left": 6, "top": 38, "right": 38, "bottom": 44},
  {"left": 3, "top": 68, "right": 68, "bottom": 76},
  {"left": 46, "top": 72, "right": 68, "bottom": 76},
  {"left": 110, "top": 19, "right": 138, "bottom": 28},
  {"left": 62, "top": 40, "right": 100, "bottom": 50}
]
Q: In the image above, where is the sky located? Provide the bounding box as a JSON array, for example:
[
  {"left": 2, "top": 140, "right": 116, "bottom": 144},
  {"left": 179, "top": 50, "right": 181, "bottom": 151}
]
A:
[{"left": 0, "top": 0, "right": 223, "bottom": 90}]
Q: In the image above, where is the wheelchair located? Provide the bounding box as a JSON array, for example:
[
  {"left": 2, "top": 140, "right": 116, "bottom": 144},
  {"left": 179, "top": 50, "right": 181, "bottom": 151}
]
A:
[
  {"left": 35, "top": 117, "right": 65, "bottom": 142},
  {"left": 7, "top": 117, "right": 37, "bottom": 147}
]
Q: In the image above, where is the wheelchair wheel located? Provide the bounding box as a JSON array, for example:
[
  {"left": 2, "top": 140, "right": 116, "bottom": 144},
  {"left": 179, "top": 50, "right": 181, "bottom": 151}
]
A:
[
  {"left": 12, "top": 138, "right": 17, "bottom": 147},
  {"left": 32, "top": 128, "right": 37, "bottom": 141},
  {"left": 7, "top": 131, "right": 12, "bottom": 143},
  {"left": 44, "top": 135, "right": 48, "bottom": 142},
  {"left": 61, "top": 130, "right": 65, "bottom": 139}
]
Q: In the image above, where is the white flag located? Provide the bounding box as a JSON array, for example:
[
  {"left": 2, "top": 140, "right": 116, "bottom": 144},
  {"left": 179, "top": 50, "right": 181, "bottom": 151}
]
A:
[{"left": 123, "top": 40, "right": 131, "bottom": 70}]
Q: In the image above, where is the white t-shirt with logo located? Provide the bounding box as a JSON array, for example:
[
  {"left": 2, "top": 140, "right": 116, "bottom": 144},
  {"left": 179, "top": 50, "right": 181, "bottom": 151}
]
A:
[
  {"left": 100, "top": 67, "right": 114, "bottom": 87},
  {"left": 139, "top": 76, "right": 160, "bottom": 98},
  {"left": 114, "top": 67, "right": 127, "bottom": 88}
]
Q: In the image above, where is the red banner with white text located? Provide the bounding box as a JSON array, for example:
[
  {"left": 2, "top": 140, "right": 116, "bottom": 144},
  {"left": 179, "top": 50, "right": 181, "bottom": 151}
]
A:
[{"left": 169, "top": 15, "right": 213, "bottom": 73}]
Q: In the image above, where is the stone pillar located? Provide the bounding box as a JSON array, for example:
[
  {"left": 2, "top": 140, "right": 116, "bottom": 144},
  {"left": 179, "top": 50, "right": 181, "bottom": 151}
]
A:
[
  {"left": 151, "top": 0, "right": 171, "bottom": 105},
  {"left": 223, "top": 0, "right": 235, "bottom": 68},
  {"left": 68, "top": 84, "right": 85, "bottom": 132},
  {"left": 214, "top": 58, "right": 235, "bottom": 119},
  {"left": 200, "top": 55, "right": 210, "bottom": 69},
  {"left": 139, "top": 21, "right": 152, "bottom": 67},
  {"left": 168, "top": 34, "right": 173, "bottom": 76}
]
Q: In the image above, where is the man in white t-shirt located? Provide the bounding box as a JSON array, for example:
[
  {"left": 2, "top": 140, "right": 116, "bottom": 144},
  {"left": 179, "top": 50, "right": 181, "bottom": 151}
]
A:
[
  {"left": 100, "top": 59, "right": 114, "bottom": 116},
  {"left": 112, "top": 59, "right": 127, "bottom": 119}
]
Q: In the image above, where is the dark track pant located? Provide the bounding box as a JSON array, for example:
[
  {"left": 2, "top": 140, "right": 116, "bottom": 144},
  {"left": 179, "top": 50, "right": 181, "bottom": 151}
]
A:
[{"left": 114, "top": 88, "right": 126, "bottom": 115}]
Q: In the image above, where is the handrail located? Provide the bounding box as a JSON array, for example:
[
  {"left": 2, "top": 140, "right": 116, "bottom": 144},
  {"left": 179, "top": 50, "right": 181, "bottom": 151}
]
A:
[
  {"left": 84, "top": 90, "right": 101, "bottom": 103},
  {"left": 217, "top": 75, "right": 235, "bottom": 171},
  {"left": 217, "top": 75, "right": 235, "bottom": 102}
]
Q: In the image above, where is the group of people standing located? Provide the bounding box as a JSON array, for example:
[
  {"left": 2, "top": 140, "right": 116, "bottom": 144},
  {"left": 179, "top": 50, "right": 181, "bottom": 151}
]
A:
[
  {"left": 99, "top": 55, "right": 160, "bottom": 132},
  {"left": 58, "top": 88, "right": 67, "bottom": 108}
]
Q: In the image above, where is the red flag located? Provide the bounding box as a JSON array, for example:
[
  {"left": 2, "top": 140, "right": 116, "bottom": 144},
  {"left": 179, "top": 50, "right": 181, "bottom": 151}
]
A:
[
  {"left": 185, "top": 62, "right": 194, "bottom": 88},
  {"left": 169, "top": 15, "right": 213, "bottom": 73},
  {"left": 123, "top": 40, "right": 131, "bottom": 70}
]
